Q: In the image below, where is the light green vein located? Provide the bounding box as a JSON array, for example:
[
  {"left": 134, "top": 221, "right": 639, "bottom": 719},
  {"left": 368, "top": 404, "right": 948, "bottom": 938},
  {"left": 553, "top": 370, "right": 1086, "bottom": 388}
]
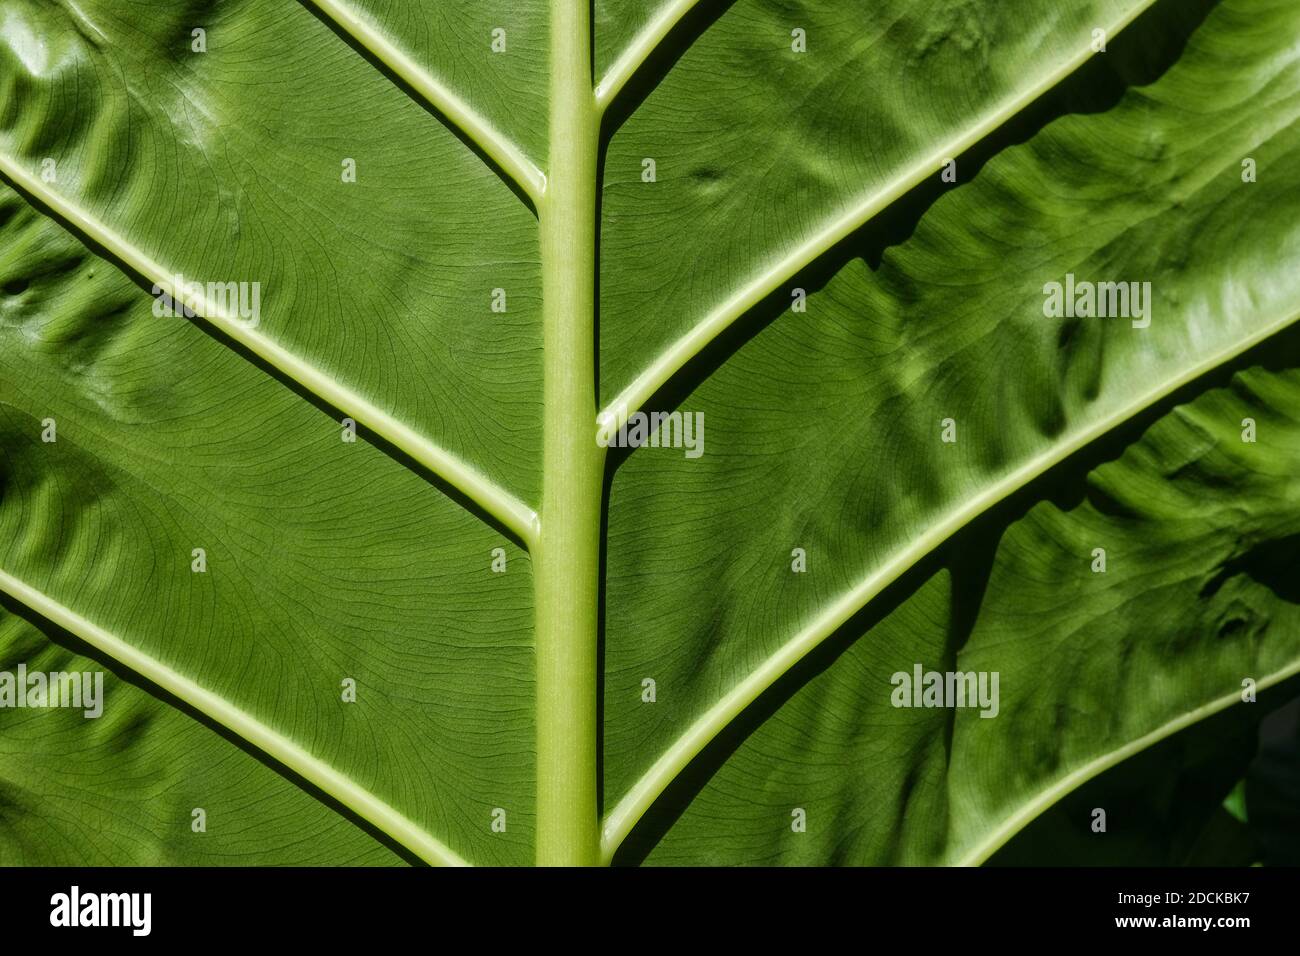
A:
[
  {"left": 956, "top": 657, "right": 1300, "bottom": 866},
  {"left": 0, "top": 152, "right": 540, "bottom": 549},
  {"left": 303, "top": 0, "right": 547, "bottom": 204},
  {"left": 597, "top": 0, "right": 1160, "bottom": 429},
  {"left": 600, "top": 299, "right": 1300, "bottom": 863},
  {"left": 595, "top": 0, "right": 706, "bottom": 114},
  {"left": 0, "top": 567, "right": 470, "bottom": 867}
]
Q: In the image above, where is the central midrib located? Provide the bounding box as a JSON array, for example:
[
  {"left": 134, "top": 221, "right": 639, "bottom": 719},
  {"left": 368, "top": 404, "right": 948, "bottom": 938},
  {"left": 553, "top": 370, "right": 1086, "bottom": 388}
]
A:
[{"left": 532, "top": 0, "right": 605, "bottom": 866}]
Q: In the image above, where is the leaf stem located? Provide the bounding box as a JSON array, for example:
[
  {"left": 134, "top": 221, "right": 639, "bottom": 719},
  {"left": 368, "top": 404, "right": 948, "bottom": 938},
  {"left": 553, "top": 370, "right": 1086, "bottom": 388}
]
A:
[{"left": 533, "top": 0, "right": 603, "bottom": 865}]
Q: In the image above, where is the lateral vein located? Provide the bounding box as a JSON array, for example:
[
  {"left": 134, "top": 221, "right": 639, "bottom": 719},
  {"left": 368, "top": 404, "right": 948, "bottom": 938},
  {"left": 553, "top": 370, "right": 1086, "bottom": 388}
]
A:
[
  {"left": 600, "top": 300, "right": 1300, "bottom": 862},
  {"left": 955, "top": 657, "right": 1300, "bottom": 866},
  {"left": 597, "top": 0, "right": 1160, "bottom": 428},
  {"left": 303, "top": 0, "right": 547, "bottom": 204},
  {"left": 0, "top": 152, "right": 540, "bottom": 549},
  {"left": 0, "top": 567, "right": 471, "bottom": 867},
  {"left": 594, "top": 0, "right": 706, "bottom": 114}
]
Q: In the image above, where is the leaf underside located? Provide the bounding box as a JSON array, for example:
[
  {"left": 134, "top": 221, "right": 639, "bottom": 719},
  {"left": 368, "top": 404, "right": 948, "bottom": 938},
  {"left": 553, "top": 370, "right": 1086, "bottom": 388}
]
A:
[{"left": 1, "top": 0, "right": 1298, "bottom": 866}]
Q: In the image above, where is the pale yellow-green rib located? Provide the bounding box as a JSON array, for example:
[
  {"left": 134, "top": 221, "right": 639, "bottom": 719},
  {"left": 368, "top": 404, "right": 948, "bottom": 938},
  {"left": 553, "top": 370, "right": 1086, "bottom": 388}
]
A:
[
  {"left": 305, "top": 0, "right": 547, "bottom": 204},
  {"left": 532, "top": 0, "right": 605, "bottom": 867},
  {"left": 598, "top": 0, "right": 1160, "bottom": 429},
  {"left": 0, "top": 567, "right": 470, "bottom": 867},
  {"left": 956, "top": 657, "right": 1300, "bottom": 866},
  {"left": 595, "top": 0, "right": 706, "bottom": 114},
  {"left": 601, "top": 299, "right": 1300, "bottom": 863},
  {"left": 0, "top": 152, "right": 540, "bottom": 549}
]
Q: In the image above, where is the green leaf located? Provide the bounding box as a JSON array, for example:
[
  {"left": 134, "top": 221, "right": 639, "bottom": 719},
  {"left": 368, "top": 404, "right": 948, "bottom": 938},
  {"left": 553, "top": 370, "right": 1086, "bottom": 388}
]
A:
[
  {"left": 1224, "top": 780, "right": 1249, "bottom": 825},
  {"left": 0, "top": 603, "right": 409, "bottom": 864},
  {"left": 1245, "top": 696, "right": 1300, "bottom": 864},
  {"left": 988, "top": 682, "right": 1300, "bottom": 866},
  {"left": 2, "top": 0, "right": 1299, "bottom": 866}
]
